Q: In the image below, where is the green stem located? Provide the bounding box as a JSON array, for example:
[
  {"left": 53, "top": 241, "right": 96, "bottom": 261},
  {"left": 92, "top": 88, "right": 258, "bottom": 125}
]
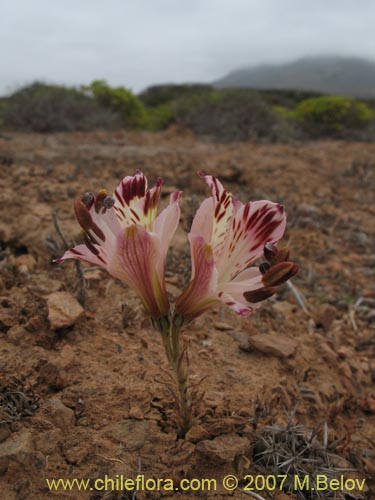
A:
[{"left": 160, "top": 316, "right": 193, "bottom": 435}]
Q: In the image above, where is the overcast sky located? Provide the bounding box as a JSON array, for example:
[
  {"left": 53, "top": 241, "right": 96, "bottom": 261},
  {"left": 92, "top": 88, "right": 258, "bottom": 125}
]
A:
[{"left": 1, "top": 0, "right": 374, "bottom": 95}]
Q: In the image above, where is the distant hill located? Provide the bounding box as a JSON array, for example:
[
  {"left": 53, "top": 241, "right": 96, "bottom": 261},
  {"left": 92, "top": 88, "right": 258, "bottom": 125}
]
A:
[{"left": 214, "top": 56, "right": 375, "bottom": 98}]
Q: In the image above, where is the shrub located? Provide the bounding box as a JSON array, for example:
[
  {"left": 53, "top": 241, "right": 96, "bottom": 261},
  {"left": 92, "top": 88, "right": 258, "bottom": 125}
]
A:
[
  {"left": 84, "top": 80, "right": 147, "bottom": 128},
  {"left": 175, "top": 89, "right": 297, "bottom": 142},
  {"left": 294, "top": 96, "right": 373, "bottom": 136},
  {"left": 139, "top": 84, "right": 213, "bottom": 107},
  {"left": 0, "top": 82, "right": 121, "bottom": 132},
  {"left": 143, "top": 103, "right": 175, "bottom": 131}
]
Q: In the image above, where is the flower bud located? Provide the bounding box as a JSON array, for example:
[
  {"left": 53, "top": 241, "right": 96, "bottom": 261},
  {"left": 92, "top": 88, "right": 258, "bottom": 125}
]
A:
[{"left": 262, "top": 261, "right": 298, "bottom": 287}]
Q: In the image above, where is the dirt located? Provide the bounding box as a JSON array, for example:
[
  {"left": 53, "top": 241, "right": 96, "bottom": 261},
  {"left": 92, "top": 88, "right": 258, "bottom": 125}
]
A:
[{"left": 0, "top": 129, "right": 374, "bottom": 499}]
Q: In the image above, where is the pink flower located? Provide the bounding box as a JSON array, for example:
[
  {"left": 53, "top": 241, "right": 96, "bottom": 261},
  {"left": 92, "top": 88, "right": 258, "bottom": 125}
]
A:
[
  {"left": 176, "top": 173, "right": 298, "bottom": 319},
  {"left": 57, "top": 170, "right": 181, "bottom": 319}
]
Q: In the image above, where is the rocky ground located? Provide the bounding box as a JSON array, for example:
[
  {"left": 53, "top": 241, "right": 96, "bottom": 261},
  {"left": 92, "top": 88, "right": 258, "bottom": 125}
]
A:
[{"left": 0, "top": 129, "right": 374, "bottom": 499}]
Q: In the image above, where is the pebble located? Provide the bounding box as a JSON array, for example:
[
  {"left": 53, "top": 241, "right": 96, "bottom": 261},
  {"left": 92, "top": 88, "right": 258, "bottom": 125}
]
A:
[
  {"left": 0, "top": 430, "right": 45, "bottom": 470},
  {"left": 185, "top": 424, "right": 210, "bottom": 443},
  {"left": 213, "top": 321, "right": 233, "bottom": 331},
  {"left": 196, "top": 433, "right": 249, "bottom": 464},
  {"left": 44, "top": 399, "right": 75, "bottom": 431},
  {"left": 314, "top": 304, "right": 338, "bottom": 331},
  {"left": 128, "top": 406, "right": 144, "bottom": 420},
  {"left": 46, "top": 291, "right": 84, "bottom": 329},
  {"left": 15, "top": 254, "right": 37, "bottom": 274},
  {"left": 240, "top": 333, "right": 298, "bottom": 358},
  {"left": 0, "top": 423, "right": 11, "bottom": 443},
  {"left": 103, "top": 419, "right": 149, "bottom": 451}
]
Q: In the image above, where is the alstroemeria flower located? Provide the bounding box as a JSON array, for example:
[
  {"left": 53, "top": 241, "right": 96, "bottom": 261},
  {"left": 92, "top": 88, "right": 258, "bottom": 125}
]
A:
[
  {"left": 57, "top": 170, "right": 181, "bottom": 319},
  {"left": 176, "top": 173, "right": 298, "bottom": 319}
]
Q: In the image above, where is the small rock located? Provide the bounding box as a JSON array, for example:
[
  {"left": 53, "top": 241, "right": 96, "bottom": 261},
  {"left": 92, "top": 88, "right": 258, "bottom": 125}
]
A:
[
  {"left": 24, "top": 316, "right": 44, "bottom": 332},
  {"left": 221, "top": 164, "right": 242, "bottom": 182},
  {"left": 54, "top": 344, "right": 76, "bottom": 369},
  {"left": 196, "top": 433, "right": 249, "bottom": 464},
  {"left": 230, "top": 331, "right": 249, "bottom": 345},
  {"left": 46, "top": 291, "right": 84, "bottom": 329},
  {"left": 15, "top": 254, "right": 36, "bottom": 274},
  {"left": 44, "top": 399, "right": 75, "bottom": 431},
  {"left": 315, "top": 304, "right": 338, "bottom": 331},
  {"left": 14, "top": 478, "right": 31, "bottom": 499},
  {"left": 6, "top": 325, "right": 25, "bottom": 345},
  {"left": 185, "top": 424, "right": 210, "bottom": 443},
  {"left": 361, "top": 396, "right": 375, "bottom": 414},
  {"left": 103, "top": 419, "right": 149, "bottom": 451},
  {"left": 128, "top": 406, "right": 144, "bottom": 420},
  {"left": 240, "top": 334, "right": 298, "bottom": 358},
  {"left": 0, "top": 423, "right": 11, "bottom": 443},
  {"left": 61, "top": 436, "right": 91, "bottom": 465},
  {"left": 213, "top": 322, "right": 233, "bottom": 331},
  {"left": 339, "top": 361, "right": 352, "bottom": 379},
  {"left": 297, "top": 203, "right": 320, "bottom": 216},
  {"left": 37, "top": 361, "right": 67, "bottom": 390},
  {"left": 165, "top": 275, "right": 179, "bottom": 285},
  {"left": 238, "top": 407, "right": 251, "bottom": 418},
  {"left": 83, "top": 269, "right": 103, "bottom": 281},
  {"left": 29, "top": 276, "right": 63, "bottom": 295},
  {"left": 317, "top": 340, "right": 338, "bottom": 364},
  {"left": 35, "top": 429, "right": 62, "bottom": 454},
  {"left": 166, "top": 283, "right": 182, "bottom": 299},
  {"left": 273, "top": 301, "right": 295, "bottom": 315},
  {"left": 0, "top": 311, "right": 14, "bottom": 333},
  {"left": 0, "top": 430, "right": 44, "bottom": 470}
]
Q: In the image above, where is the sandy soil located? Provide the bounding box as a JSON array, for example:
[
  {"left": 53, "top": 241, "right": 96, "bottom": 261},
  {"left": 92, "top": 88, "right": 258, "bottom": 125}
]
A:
[{"left": 0, "top": 129, "right": 374, "bottom": 499}]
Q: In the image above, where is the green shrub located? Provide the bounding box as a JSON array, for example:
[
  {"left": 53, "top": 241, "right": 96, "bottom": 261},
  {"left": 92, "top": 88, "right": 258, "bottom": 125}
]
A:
[
  {"left": 139, "top": 84, "right": 213, "bottom": 107},
  {"left": 0, "top": 82, "right": 121, "bottom": 132},
  {"left": 294, "top": 96, "right": 373, "bottom": 136},
  {"left": 143, "top": 103, "right": 175, "bottom": 131},
  {"left": 84, "top": 80, "right": 147, "bottom": 128},
  {"left": 175, "top": 89, "right": 297, "bottom": 142}
]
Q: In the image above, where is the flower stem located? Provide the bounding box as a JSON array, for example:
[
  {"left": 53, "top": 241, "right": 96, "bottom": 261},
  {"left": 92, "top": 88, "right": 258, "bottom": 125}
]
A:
[{"left": 160, "top": 316, "right": 193, "bottom": 435}]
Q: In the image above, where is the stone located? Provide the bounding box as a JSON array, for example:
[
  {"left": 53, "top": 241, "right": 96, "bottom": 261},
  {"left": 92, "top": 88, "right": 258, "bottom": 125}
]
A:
[
  {"left": 29, "top": 276, "right": 63, "bottom": 295},
  {"left": 0, "top": 430, "right": 44, "bottom": 470},
  {"left": 240, "top": 334, "right": 298, "bottom": 358},
  {"left": 44, "top": 399, "right": 75, "bottom": 431},
  {"left": 37, "top": 361, "right": 67, "bottom": 390},
  {"left": 61, "top": 435, "right": 92, "bottom": 465},
  {"left": 15, "top": 254, "right": 36, "bottom": 274},
  {"left": 317, "top": 340, "right": 338, "bottom": 364},
  {"left": 46, "top": 291, "right": 84, "bottom": 329},
  {"left": 35, "top": 429, "right": 62, "bottom": 454},
  {"left": 185, "top": 424, "right": 210, "bottom": 443},
  {"left": 0, "top": 423, "right": 11, "bottom": 443},
  {"left": 315, "top": 304, "right": 338, "bottom": 331},
  {"left": 298, "top": 203, "right": 320, "bottom": 216},
  {"left": 196, "top": 433, "right": 249, "bottom": 464},
  {"left": 82, "top": 269, "right": 103, "bottom": 281},
  {"left": 361, "top": 397, "right": 375, "bottom": 414},
  {"left": 128, "top": 406, "right": 144, "bottom": 420},
  {"left": 54, "top": 344, "right": 76, "bottom": 369},
  {"left": 104, "top": 419, "right": 149, "bottom": 451},
  {"left": 213, "top": 322, "right": 233, "bottom": 331},
  {"left": 6, "top": 325, "right": 25, "bottom": 345},
  {"left": 273, "top": 301, "right": 296, "bottom": 315}
]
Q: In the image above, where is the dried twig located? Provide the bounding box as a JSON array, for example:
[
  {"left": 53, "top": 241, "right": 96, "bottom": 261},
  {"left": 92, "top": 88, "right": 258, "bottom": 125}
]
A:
[
  {"left": 93, "top": 453, "right": 124, "bottom": 464},
  {"left": 52, "top": 208, "right": 86, "bottom": 306},
  {"left": 286, "top": 280, "right": 310, "bottom": 316},
  {"left": 242, "top": 491, "right": 267, "bottom": 500},
  {"left": 52, "top": 208, "right": 70, "bottom": 250}
]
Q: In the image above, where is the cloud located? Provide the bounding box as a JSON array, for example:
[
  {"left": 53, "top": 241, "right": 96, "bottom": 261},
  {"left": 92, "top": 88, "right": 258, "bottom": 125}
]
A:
[{"left": 1, "top": 0, "right": 374, "bottom": 94}]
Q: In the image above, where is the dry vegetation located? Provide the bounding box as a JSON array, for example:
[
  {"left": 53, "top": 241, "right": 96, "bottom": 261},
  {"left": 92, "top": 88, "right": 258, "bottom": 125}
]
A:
[{"left": 0, "top": 129, "right": 374, "bottom": 499}]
